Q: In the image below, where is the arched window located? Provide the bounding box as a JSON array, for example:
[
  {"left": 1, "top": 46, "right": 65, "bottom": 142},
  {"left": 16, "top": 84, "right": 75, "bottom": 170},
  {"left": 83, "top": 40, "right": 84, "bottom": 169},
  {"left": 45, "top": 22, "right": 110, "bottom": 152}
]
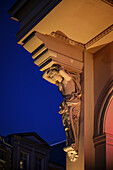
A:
[
  {"left": 104, "top": 97, "right": 113, "bottom": 134},
  {"left": 94, "top": 80, "right": 113, "bottom": 137},
  {"left": 94, "top": 80, "right": 113, "bottom": 170}
]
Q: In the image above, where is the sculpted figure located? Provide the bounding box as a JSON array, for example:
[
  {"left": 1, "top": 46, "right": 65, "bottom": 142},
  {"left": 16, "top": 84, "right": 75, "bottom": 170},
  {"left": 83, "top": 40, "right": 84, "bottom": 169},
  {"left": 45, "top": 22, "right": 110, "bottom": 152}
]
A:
[{"left": 43, "top": 64, "right": 82, "bottom": 161}]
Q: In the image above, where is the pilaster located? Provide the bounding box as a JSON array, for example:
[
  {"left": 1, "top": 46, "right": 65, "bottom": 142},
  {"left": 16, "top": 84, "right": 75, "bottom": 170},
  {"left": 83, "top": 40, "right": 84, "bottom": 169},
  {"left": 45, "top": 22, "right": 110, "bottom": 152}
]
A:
[
  {"left": 84, "top": 51, "right": 95, "bottom": 170},
  {"left": 67, "top": 50, "right": 95, "bottom": 170}
]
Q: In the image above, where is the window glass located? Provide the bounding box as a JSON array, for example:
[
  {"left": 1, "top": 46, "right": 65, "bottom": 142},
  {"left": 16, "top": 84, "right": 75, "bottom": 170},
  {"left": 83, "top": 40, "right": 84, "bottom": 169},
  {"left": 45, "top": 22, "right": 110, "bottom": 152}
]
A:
[
  {"left": 0, "top": 149, "right": 6, "bottom": 161},
  {"left": 35, "top": 158, "right": 42, "bottom": 170},
  {"left": 19, "top": 152, "right": 29, "bottom": 170}
]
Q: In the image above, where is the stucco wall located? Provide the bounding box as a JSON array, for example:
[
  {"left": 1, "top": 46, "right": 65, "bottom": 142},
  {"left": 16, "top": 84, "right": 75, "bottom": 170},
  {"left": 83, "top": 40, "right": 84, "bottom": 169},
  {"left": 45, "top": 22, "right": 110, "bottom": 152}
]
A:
[{"left": 94, "top": 41, "right": 113, "bottom": 108}]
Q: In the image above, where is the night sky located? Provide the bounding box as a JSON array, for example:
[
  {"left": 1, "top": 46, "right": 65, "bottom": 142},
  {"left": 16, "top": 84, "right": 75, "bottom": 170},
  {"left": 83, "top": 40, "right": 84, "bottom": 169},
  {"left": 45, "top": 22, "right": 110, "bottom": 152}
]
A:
[{"left": 0, "top": 0, "right": 66, "bottom": 144}]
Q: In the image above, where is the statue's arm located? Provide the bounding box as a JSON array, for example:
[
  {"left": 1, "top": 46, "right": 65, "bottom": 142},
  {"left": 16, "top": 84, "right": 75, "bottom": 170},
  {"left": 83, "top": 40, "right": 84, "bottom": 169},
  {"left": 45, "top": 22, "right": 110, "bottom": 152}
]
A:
[
  {"left": 59, "top": 68, "right": 72, "bottom": 81},
  {"left": 42, "top": 70, "right": 56, "bottom": 84}
]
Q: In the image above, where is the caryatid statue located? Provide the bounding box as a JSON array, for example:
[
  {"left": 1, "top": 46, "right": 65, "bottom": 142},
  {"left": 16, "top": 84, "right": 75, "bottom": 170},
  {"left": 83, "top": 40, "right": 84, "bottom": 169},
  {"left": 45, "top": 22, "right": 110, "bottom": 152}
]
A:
[{"left": 43, "top": 64, "right": 82, "bottom": 161}]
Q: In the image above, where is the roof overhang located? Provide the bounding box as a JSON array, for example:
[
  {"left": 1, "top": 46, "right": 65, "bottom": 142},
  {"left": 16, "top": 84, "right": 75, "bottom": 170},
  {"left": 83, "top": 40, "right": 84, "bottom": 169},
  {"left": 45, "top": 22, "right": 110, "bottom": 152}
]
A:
[{"left": 9, "top": 0, "right": 113, "bottom": 53}]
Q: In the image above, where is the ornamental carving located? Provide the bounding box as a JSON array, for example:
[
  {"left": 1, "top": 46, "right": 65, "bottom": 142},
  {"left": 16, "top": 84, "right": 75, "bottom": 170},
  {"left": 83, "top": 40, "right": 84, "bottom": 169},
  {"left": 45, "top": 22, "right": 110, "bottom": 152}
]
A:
[{"left": 43, "top": 64, "right": 82, "bottom": 161}]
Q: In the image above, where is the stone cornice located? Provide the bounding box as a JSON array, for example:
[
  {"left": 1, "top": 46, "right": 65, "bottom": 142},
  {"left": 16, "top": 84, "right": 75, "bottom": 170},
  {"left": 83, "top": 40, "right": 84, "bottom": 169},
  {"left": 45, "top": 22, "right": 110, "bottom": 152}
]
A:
[
  {"left": 51, "top": 24, "right": 113, "bottom": 50},
  {"left": 13, "top": 0, "right": 62, "bottom": 42},
  {"left": 101, "top": 0, "right": 113, "bottom": 7},
  {"left": 51, "top": 32, "right": 85, "bottom": 49},
  {"left": 9, "top": 0, "right": 113, "bottom": 49},
  {"left": 51, "top": 25, "right": 113, "bottom": 50},
  {"left": 85, "top": 24, "right": 113, "bottom": 48}
]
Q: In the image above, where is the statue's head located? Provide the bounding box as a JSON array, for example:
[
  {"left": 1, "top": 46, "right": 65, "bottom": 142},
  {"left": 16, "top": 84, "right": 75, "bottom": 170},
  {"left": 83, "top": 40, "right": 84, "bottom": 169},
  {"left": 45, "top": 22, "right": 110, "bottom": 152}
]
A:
[{"left": 47, "top": 69, "right": 62, "bottom": 83}]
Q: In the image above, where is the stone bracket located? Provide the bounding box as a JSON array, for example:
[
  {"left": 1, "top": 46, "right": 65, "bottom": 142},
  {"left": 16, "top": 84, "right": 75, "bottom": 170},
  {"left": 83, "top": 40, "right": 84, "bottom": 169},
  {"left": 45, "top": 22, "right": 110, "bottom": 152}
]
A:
[{"left": 22, "top": 31, "right": 84, "bottom": 161}]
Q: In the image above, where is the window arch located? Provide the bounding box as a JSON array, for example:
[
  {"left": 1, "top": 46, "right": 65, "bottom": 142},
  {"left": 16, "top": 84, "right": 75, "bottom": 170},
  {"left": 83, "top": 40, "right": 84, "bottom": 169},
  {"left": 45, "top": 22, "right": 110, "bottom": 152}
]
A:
[
  {"left": 104, "top": 97, "right": 113, "bottom": 134},
  {"left": 94, "top": 79, "right": 113, "bottom": 137}
]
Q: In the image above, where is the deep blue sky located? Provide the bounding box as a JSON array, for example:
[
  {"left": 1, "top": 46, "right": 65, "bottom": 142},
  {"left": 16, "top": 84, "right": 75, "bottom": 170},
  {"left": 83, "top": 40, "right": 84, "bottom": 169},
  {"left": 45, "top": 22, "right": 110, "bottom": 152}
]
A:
[{"left": 0, "top": 0, "right": 66, "bottom": 144}]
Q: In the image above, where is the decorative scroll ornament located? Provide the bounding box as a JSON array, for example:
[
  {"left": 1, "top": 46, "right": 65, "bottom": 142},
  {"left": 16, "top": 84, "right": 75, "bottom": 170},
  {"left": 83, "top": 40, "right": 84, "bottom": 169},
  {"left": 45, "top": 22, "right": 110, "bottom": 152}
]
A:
[{"left": 43, "top": 64, "right": 82, "bottom": 162}]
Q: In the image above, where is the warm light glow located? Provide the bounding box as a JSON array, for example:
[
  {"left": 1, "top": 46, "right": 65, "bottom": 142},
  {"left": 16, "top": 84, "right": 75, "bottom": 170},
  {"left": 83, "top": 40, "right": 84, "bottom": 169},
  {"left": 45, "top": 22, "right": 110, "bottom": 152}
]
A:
[
  {"left": 20, "top": 161, "right": 23, "bottom": 169},
  {"left": 105, "top": 98, "right": 113, "bottom": 134}
]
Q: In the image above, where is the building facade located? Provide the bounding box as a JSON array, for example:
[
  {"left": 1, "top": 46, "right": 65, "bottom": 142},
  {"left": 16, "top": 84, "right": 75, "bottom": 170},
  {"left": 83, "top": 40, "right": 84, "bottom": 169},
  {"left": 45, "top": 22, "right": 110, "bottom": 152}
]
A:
[
  {"left": 0, "top": 135, "right": 12, "bottom": 170},
  {"left": 8, "top": 0, "right": 113, "bottom": 169},
  {"left": 0, "top": 132, "right": 66, "bottom": 170},
  {"left": 8, "top": 132, "right": 50, "bottom": 170}
]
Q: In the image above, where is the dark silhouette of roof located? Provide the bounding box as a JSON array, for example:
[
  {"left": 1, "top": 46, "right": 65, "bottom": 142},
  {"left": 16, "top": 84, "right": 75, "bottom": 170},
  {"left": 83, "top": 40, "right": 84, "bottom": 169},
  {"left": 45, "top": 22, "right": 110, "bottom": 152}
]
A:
[
  {"left": 7, "top": 132, "right": 50, "bottom": 149},
  {"left": 50, "top": 141, "right": 66, "bottom": 166}
]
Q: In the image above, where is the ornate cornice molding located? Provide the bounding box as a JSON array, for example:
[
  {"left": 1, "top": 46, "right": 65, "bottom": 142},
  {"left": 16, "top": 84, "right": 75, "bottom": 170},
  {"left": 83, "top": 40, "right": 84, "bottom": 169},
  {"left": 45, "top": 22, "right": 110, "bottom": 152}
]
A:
[
  {"left": 13, "top": 0, "right": 62, "bottom": 42},
  {"left": 101, "top": 0, "right": 113, "bottom": 7},
  {"left": 51, "top": 24, "right": 113, "bottom": 50},
  {"left": 51, "top": 31, "right": 85, "bottom": 49},
  {"left": 85, "top": 24, "right": 113, "bottom": 48}
]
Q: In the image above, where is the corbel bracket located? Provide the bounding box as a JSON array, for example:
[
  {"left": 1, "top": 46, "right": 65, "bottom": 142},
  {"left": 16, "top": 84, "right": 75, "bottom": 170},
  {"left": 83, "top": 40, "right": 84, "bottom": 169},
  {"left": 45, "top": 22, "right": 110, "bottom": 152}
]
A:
[{"left": 23, "top": 31, "right": 84, "bottom": 161}]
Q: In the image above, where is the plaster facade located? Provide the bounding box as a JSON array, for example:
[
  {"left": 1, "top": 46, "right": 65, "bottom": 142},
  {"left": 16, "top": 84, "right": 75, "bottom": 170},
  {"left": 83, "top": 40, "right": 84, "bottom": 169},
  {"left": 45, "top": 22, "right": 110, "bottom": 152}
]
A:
[{"left": 9, "top": 0, "right": 113, "bottom": 169}]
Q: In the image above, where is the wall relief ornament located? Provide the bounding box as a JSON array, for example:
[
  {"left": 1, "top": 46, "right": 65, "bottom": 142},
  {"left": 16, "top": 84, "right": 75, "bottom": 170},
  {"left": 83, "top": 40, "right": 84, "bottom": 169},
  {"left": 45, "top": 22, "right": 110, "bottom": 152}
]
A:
[{"left": 43, "top": 64, "right": 82, "bottom": 162}]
